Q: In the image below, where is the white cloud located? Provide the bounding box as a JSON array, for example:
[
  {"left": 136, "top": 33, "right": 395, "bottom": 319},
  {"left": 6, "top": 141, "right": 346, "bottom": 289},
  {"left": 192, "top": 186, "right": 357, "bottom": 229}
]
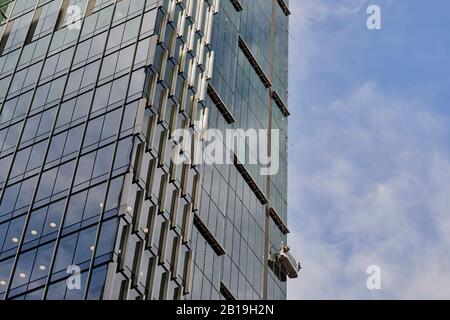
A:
[
  {"left": 287, "top": 81, "right": 450, "bottom": 299},
  {"left": 288, "top": 0, "right": 371, "bottom": 84},
  {"left": 286, "top": 0, "right": 450, "bottom": 299}
]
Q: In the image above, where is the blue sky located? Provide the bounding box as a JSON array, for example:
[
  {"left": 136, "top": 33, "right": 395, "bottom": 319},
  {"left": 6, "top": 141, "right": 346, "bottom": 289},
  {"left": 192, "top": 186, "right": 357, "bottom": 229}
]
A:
[{"left": 287, "top": 0, "right": 450, "bottom": 299}]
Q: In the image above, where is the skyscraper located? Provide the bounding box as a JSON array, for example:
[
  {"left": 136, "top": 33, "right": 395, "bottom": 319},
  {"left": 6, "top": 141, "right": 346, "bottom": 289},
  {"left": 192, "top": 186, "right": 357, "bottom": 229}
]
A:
[{"left": 0, "top": 0, "right": 293, "bottom": 300}]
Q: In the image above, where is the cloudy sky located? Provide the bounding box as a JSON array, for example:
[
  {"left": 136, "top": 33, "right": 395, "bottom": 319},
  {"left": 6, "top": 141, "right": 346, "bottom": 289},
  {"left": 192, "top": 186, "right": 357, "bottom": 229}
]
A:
[{"left": 287, "top": 0, "right": 450, "bottom": 299}]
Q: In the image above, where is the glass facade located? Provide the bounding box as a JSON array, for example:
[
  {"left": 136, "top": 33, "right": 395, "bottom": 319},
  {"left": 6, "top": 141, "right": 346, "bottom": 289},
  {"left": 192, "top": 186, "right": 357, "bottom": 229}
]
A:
[{"left": 0, "top": 0, "right": 291, "bottom": 300}]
